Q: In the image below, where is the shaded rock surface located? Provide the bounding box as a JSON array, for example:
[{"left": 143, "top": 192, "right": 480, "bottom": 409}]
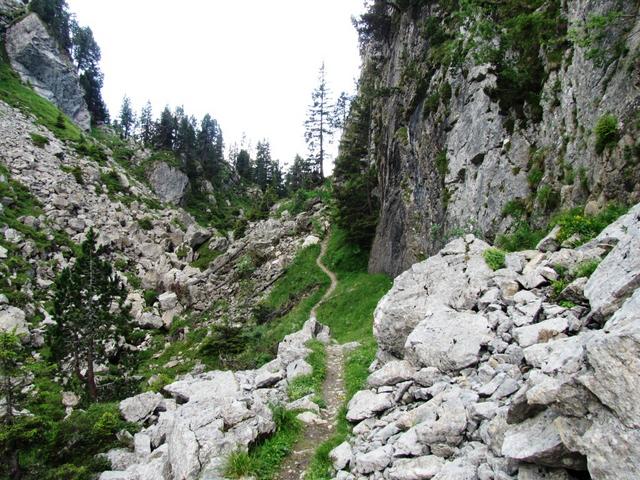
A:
[{"left": 5, "top": 13, "right": 91, "bottom": 129}]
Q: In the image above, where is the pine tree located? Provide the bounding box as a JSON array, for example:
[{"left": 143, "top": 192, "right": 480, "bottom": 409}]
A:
[
  {"left": 286, "top": 154, "right": 314, "bottom": 192},
  {"left": 72, "top": 25, "right": 109, "bottom": 124},
  {"left": 197, "top": 114, "right": 224, "bottom": 180},
  {"left": 254, "top": 140, "right": 272, "bottom": 190},
  {"left": 49, "top": 229, "right": 131, "bottom": 401},
  {"left": 333, "top": 92, "right": 352, "bottom": 130},
  {"left": 304, "top": 63, "right": 334, "bottom": 180},
  {"left": 118, "top": 95, "right": 135, "bottom": 140},
  {"left": 30, "top": 0, "right": 72, "bottom": 53},
  {"left": 155, "top": 106, "right": 176, "bottom": 150},
  {"left": 138, "top": 101, "right": 154, "bottom": 146},
  {"left": 235, "top": 149, "right": 252, "bottom": 181}
]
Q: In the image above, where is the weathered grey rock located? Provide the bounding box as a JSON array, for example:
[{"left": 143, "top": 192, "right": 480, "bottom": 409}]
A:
[
  {"left": 5, "top": 14, "right": 91, "bottom": 129},
  {"left": 147, "top": 162, "right": 189, "bottom": 204},
  {"left": 302, "top": 234, "right": 320, "bottom": 247},
  {"left": 368, "top": 360, "right": 416, "bottom": 387},
  {"left": 354, "top": 444, "right": 393, "bottom": 474},
  {"left": 0, "top": 306, "right": 29, "bottom": 341},
  {"left": 346, "top": 390, "right": 395, "bottom": 422},
  {"left": 62, "top": 391, "right": 80, "bottom": 408},
  {"left": 184, "top": 224, "right": 211, "bottom": 249},
  {"left": 286, "top": 358, "right": 313, "bottom": 381},
  {"left": 517, "top": 465, "right": 572, "bottom": 479},
  {"left": 137, "top": 312, "right": 163, "bottom": 329},
  {"left": 536, "top": 225, "right": 562, "bottom": 253},
  {"left": 388, "top": 456, "right": 446, "bottom": 480},
  {"left": 405, "top": 310, "right": 491, "bottom": 372},
  {"left": 502, "top": 410, "right": 585, "bottom": 470},
  {"left": 164, "top": 370, "right": 239, "bottom": 403},
  {"left": 584, "top": 204, "right": 640, "bottom": 318},
  {"left": 512, "top": 317, "right": 569, "bottom": 348},
  {"left": 296, "top": 411, "right": 325, "bottom": 425},
  {"left": 158, "top": 291, "right": 178, "bottom": 311},
  {"left": 103, "top": 448, "right": 137, "bottom": 471},
  {"left": 329, "top": 441, "right": 353, "bottom": 471},
  {"left": 119, "top": 392, "right": 163, "bottom": 423}
]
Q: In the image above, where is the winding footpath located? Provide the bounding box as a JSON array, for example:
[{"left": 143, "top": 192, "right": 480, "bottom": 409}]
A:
[{"left": 278, "top": 238, "right": 345, "bottom": 480}]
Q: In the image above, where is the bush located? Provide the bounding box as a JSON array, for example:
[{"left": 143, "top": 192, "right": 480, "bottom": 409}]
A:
[
  {"left": 143, "top": 289, "right": 158, "bottom": 307},
  {"left": 30, "top": 132, "right": 50, "bottom": 147},
  {"left": 496, "top": 222, "right": 546, "bottom": 252},
  {"left": 553, "top": 203, "right": 628, "bottom": 245},
  {"left": 137, "top": 217, "right": 153, "bottom": 230},
  {"left": 483, "top": 248, "right": 506, "bottom": 271},
  {"left": 236, "top": 255, "right": 255, "bottom": 279},
  {"left": 435, "top": 151, "right": 448, "bottom": 177},
  {"left": 199, "top": 323, "right": 250, "bottom": 366},
  {"left": 536, "top": 185, "right": 560, "bottom": 211},
  {"left": 594, "top": 114, "right": 619, "bottom": 154}
]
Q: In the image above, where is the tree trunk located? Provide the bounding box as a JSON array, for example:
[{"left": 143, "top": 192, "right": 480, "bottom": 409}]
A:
[
  {"left": 10, "top": 443, "right": 21, "bottom": 480},
  {"left": 86, "top": 350, "right": 98, "bottom": 401}
]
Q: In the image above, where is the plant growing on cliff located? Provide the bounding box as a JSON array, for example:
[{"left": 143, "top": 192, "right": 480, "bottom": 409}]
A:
[
  {"left": 594, "top": 114, "right": 620, "bottom": 154},
  {"left": 483, "top": 248, "right": 505, "bottom": 271},
  {"left": 49, "top": 229, "right": 132, "bottom": 401}
]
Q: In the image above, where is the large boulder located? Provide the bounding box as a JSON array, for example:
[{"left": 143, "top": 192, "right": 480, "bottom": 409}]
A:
[
  {"left": 147, "top": 162, "right": 189, "bottom": 205},
  {"left": 0, "top": 306, "right": 30, "bottom": 342},
  {"left": 119, "top": 392, "right": 163, "bottom": 423},
  {"left": 5, "top": 13, "right": 91, "bottom": 129}
]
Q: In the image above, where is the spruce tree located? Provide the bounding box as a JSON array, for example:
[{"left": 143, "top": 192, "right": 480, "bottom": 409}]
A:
[
  {"left": 118, "top": 95, "right": 135, "bottom": 140},
  {"left": 155, "top": 106, "right": 176, "bottom": 150},
  {"left": 138, "top": 101, "right": 154, "bottom": 146},
  {"left": 254, "top": 141, "right": 272, "bottom": 190},
  {"left": 49, "top": 229, "right": 131, "bottom": 401},
  {"left": 235, "top": 149, "right": 252, "bottom": 181},
  {"left": 72, "top": 25, "right": 109, "bottom": 124},
  {"left": 304, "top": 63, "right": 334, "bottom": 180},
  {"left": 197, "top": 114, "right": 224, "bottom": 180}
]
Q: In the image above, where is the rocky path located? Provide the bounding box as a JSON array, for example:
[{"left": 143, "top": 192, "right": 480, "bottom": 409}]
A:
[{"left": 278, "top": 238, "right": 345, "bottom": 480}]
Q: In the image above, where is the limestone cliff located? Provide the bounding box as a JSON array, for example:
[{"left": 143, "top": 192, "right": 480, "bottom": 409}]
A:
[
  {"left": 5, "top": 13, "right": 91, "bottom": 130},
  {"left": 354, "top": 0, "right": 640, "bottom": 277}
]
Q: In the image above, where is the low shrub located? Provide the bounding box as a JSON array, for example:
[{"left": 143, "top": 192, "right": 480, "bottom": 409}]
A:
[
  {"left": 483, "top": 248, "right": 506, "bottom": 271},
  {"left": 594, "top": 113, "right": 619, "bottom": 154},
  {"left": 30, "top": 132, "right": 49, "bottom": 147},
  {"left": 137, "top": 217, "right": 153, "bottom": 230}
]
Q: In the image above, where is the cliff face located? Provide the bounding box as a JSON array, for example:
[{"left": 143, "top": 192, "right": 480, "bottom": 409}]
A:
[
  {"left": 5, "top": 13, "right": 91, "bottom": 130},
  {"left": 360, "top": 0, "right": 640, "bottom": 277}
]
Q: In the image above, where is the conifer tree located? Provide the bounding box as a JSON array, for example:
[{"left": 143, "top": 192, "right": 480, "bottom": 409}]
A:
[
  {"left": 0, "top": 332, "right": 43, "bottom": 479},
  {"left": 72, "top": 25, "right": 109, "bottom": 124},
  {"left": 155, "top": 106, "right": 176, "bottom": 150},
  {"left": 304, "top": 63, "right": 334, "bottom": 180},
  {"left": 286, "top": 154, "right": 314, "bottom": 192},
  {"left": 333, "top": 92, "right": 352, "bottom": 130},
  {"left": 254, "top": 140, "right": 272, "bottom": 190},
  {"left": 49, "top": 229, "right": 131, "bottom": 401},
  {"left": 235, "top": 149, "right": 252, "bottom": 181},
  {"left": 118, "top": 95, "right": 135, "bottom": 140},
  {"left": 138, "top": 101, "right": 154, "bottom": 146},
  {"left": 197, "top": 114, "right": 224, "bottom": 180},
  {"left": 30, "top": 0, "right": 72, "bottom": 53}
]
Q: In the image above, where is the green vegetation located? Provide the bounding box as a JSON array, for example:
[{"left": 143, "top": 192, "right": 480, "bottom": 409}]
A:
[
  {"left": 483, "top": 248, "right": 506, "bottom": 271},
  {"left": 536, "top": 185, "right": 560, "bottom": 212},
  {"left": 496, "top": 222, "right": 546, "bottom": 252},
  {"left": 287, "top": 340, "right": 326, "bottom": 405},
  {"left": 61, "top": 165, "right": 85, "bottom": 185},
  {"left": 594, "top": 114, "right": 620, "bottom": 154},
  {"left": 30, "top": 133, "right": 50, "bottom": 148},
  {"left": 435, "top": 150, "right": 448, "bottom": 177},
  {"left": 190, "top": 240, "right": 222, "bottom": 269},
  {"left": 137, "top": 217, "right": 153, "bottom": 230},
  {"left": 552, "top": 259, "right": 601, "bottom": 298},
  {"left": 225, "top": 406, "right": 302, "bottom": 480},
  {"left": 568, "top": 10, "right": 632, "bottom": 68},
  {"left": 552, "top": 203, "right": 628, "bottom": 246}
]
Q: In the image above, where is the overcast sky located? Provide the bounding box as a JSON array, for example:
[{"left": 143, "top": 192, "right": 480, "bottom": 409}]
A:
[{"left": 66, "top": 0, "right": 365, "bottom": 173}]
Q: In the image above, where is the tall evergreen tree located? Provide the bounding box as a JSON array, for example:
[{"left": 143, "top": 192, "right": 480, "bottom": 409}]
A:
[
  {"left": 304, "top": 63, "right": 334, "bottom": 180},
  {"left": 49, "top": 229, "right": 131, "bottom": 401},
  {"left": 235, "top": 149, "right": 252, "bottom": 181},
  {"left": 118, "top": 95, "right": 135, "bottom": 140},
  {"left": 333, "top": 92, "right": 352, "bottom": 130},
  {"left": 333, "top": 87, "right": 379, "bottom": 247},
  {"left": 72, "top": 25, "right": 109, "bottom": 124},
  {"left": 197, "top": 114, "right": 224, "bottom": 180},
  {"left": 138, "top": 101, "right": 154, "bottom": 146},
  {"left": 254, "top": 141, "right": 271, "bottom": 190},
  {"left": 155, "top": 106, "right": 176, "bottom": 150},
  {"left": 286, "top": 154, "right": 314, "bottom": 192}
]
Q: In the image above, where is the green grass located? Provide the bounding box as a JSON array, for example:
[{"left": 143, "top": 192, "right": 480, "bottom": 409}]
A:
[
  {"left": 483, "top": 248, "right": 506, "bottom": 271},
  {"left": 190, "top": 239, "right": 222, "bottom": 269},
  {"left": 552, "top": 203, "right": 628, "bottom": 246},
  {"left": 594, "top": 113, "right": 619, "bottom": 154},
  {"left": 287, "top": 340, "right": 326, "bottom": 406},
  {"left": 306, "top": 229, "right": 392, "bottom": 480},
  {"left": 30, "top": 132, "right": 50, "bottom": 147},
  {"left": 224, "top": 406, "right": 303, "bottom": 480}
]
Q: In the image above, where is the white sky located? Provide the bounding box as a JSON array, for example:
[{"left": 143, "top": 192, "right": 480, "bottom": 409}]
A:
[{"left": 66, "top": 0, "right": 364, "bottom": 173}]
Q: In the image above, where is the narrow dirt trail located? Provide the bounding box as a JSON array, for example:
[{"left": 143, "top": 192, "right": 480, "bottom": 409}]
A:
[{"left": 277, "top": 237, "right": 344, "bottom": 480}]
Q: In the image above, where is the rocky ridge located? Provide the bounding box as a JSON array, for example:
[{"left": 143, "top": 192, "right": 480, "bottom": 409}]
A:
[
  {"left": 99, "top": 317, "right": 331, "bottom": 480},
  {"left": 330, "top": 203, "right": 640, "bottom": 479}
]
